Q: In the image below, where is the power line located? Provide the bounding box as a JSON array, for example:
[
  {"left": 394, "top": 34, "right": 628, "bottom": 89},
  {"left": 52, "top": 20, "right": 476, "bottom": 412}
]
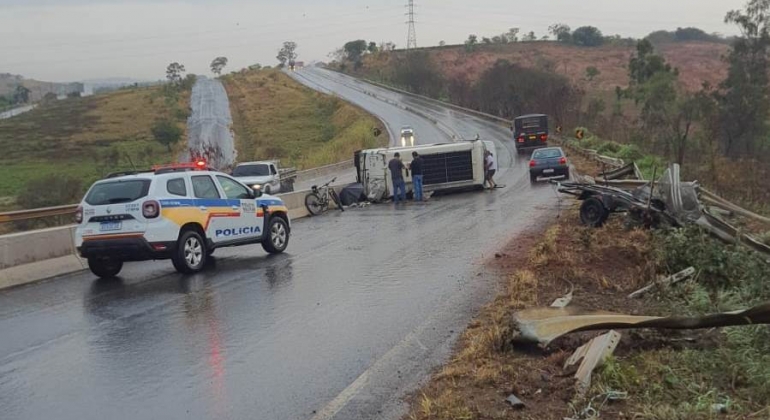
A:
[{"left": 406, "top": 0, "right": 417, "bottom": 50}]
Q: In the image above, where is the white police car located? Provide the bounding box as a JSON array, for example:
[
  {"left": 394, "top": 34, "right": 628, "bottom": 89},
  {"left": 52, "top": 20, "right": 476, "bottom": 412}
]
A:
[{"left": 75, "top": 162, "right": 291, "bottom": 278}]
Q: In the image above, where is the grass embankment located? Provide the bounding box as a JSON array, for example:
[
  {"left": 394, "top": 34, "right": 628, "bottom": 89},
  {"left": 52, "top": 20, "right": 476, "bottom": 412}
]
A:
[
  {"left": 223, "top": 69, "right": 386, "bottom": 169},
  {"left": 0, "top": 86, "right": 188, "bottom": 207},
  {"left": 406, "top": 154, "right": 770, "bottom": 419}
]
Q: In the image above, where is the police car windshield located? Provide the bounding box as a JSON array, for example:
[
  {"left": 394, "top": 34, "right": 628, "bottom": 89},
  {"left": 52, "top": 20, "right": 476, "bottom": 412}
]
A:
[
  {"left": 233, "top": 164, "right": 270, "bottom": 177},
  {"left": 85, "top": 180, "right": 151, "bottom": 206}
]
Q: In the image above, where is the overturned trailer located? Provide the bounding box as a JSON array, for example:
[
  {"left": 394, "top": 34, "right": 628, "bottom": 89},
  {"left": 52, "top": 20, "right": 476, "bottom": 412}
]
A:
[{"left": 354, "top": 140, "right": 493, "bottom": 202}]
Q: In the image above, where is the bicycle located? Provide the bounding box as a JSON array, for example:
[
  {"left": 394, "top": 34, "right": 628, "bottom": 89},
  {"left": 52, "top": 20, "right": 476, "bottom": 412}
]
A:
[{"left": 305, "top": 177, "right": 344, "bottom": 216}]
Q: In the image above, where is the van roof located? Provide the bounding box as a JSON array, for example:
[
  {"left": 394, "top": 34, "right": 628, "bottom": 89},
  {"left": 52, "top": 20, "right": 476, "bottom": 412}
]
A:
[{"left": 515, "top": 114, "right": 547, "bottom": 119}]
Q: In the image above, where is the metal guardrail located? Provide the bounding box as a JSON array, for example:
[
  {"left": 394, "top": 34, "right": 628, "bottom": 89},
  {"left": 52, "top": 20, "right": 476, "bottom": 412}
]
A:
[{"left": 0, "top": 204, "right": 78, "bottom": 224}]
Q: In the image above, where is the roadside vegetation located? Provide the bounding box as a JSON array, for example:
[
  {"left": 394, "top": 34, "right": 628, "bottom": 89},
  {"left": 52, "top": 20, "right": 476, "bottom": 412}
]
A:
[
  {"left": 405, "top": 142, "right": 770, "bottom": 420},
  {"left": 0, "top": 63, "right": 194, "bottom": 214},
  {"left": 222, "top": 69, "right": 385, "bottom": 169}
]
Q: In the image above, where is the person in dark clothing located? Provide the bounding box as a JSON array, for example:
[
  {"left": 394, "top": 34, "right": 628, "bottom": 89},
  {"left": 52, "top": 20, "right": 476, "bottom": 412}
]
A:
[
  {"left": 408, "top": 151, "right": 425, "bottom": 201},
  {"left": 388, "top": 152, "right": 408, "bottom": 204}
]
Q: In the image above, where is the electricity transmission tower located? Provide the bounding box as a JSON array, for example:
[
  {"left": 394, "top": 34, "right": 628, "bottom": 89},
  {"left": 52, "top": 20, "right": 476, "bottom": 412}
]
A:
[{"left": 406, "top": 0, "right": 417, "bottom": 50}]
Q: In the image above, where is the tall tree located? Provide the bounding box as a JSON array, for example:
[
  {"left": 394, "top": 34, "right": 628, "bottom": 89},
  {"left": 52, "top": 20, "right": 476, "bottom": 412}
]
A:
[
  {"left": 572, "top": 26, "right": 604, "bottom": 47},
  {"left": 13, "top": 85, "right": 30, "bottom": 104},
  {"left": 165, "top": 62, "right": 186, "bottom": 85},
  {"left": 548, "top": 23, "right": 572, "bottom": 42},
  {"left": 626, "top": 40, "right": 704, "bottom": 164},
  {"left": 151, "top": 119, "right": 183, "bottom": 152},
  {"left": 367, "top": 41, "right": 379, "bottom": 54},
  {"left": 210, "top": 56, "right": 228, "bottom": 75},
  {"left": 276, "top": 41, "right": 298, "bottom": 67},
  {"left": 464, "top": 34, "right": 478, "bottom": 52},
  {"left": 343, "top": 40, "right": 368, "bottom": 62},
  {"left": 718, "top": 0, "right": 770, "bottom": 156}
]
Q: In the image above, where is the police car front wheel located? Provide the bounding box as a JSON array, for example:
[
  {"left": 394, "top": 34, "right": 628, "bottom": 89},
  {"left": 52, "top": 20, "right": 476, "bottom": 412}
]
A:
[
  {"left": 172, "top": 230, "right": 208, "bottom": 274},
  {"left": 262, "top": 217, "right": 289, "bottom": 254}
]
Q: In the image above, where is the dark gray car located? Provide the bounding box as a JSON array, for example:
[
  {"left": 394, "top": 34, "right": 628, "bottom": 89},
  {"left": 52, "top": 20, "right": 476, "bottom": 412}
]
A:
[{"left": 529, "top": 147, "right": 569, "bottom": 183}]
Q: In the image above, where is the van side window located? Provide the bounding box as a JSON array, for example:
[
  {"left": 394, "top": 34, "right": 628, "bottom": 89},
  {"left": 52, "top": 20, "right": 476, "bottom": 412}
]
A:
[
  {"left": 271, "top": 165, "right": 277, "bottom": 175},
  {"left": 191, "top": 176, "right": 221, "bottom": 199},
  {"left": 167, "top": 178, "right": 187, "bottom": 197}
]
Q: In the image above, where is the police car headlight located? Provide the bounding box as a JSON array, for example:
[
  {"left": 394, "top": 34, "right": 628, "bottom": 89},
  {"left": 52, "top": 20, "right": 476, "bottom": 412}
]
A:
[{"left": 251, "top": 184, "right": 262, "bottom": 190}]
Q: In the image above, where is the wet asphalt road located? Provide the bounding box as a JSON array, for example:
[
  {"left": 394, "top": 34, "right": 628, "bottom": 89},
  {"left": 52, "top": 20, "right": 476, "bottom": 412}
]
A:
[{"left": 0, "top": 68, "right": 561, "bottom": 420}]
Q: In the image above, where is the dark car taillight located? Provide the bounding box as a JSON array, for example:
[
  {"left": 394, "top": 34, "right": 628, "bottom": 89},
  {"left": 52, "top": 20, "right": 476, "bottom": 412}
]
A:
[
  {"left": 75, "top": 206, "right": 83, "bottom": 224},
  {"left": 559, "top": 157, "right": 567, "bottom": 165},
  {"left": 529, "top": 160, "right": 536, "bottom": 167},
  {"left": 540, "top": 134, "right": 548, "bottom": 142},
  {"left": 143, "top": 200, "right": 160, "bottom": 219}
]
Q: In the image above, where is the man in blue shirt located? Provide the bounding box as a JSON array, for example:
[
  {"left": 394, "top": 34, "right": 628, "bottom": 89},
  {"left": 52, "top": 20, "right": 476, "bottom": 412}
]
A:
[
  {"left": 388, "top": 152, "right": 408, "bottom": 204},
  {"left": 409, "top": 151, "right": 425, "bottom": 201}
]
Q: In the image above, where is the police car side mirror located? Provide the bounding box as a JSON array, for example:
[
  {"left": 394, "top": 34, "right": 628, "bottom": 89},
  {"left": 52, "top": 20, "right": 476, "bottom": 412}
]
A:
[{"left": 251, "top": 185, "right": 263, "bottom": 198}]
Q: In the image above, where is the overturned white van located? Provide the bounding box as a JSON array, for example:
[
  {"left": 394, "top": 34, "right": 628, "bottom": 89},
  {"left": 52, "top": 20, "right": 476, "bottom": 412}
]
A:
[{"left": 353, "top": 140, "right": 494, "bottom": 202}]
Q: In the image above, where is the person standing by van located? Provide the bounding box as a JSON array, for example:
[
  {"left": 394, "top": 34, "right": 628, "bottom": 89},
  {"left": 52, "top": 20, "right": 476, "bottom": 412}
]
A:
[
  {"left": 409, "top": 151, "right": 424, "bottom": 201},
  {"left": 485, "top": 150, "right": 498, "bottom": 189},
  {"left": 388, "top": 152, "right": 408, "bottom": 204}
]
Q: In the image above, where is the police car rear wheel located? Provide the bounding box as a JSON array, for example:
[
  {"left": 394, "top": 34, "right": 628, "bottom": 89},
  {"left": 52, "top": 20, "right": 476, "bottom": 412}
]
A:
[
  {"left": 262, "top": 217, "right": 289, "bottom": 254},
  {"left": 173, "top": 230, "right": 207, "bottom": 274},
  {"left": 88, "top": 257, "right": 123, "bottom": 279}
]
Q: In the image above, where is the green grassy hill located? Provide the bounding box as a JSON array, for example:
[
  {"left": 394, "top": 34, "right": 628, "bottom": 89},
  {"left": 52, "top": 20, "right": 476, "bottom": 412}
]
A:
[
  {"left": 0, "top": 86, "right": 188, "bottom": 208},
  {"left": 223, "top": 69, "right": 386, "bottom": 169}
]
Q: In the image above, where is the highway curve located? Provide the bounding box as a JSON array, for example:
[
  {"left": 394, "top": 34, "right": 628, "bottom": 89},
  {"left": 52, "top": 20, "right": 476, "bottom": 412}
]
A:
[{"left": 0, "top": 68, "right": 561, "bottom": 420}]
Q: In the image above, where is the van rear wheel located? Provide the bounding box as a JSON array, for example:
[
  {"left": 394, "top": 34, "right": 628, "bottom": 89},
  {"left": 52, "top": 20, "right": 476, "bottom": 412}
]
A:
[
  {"left": 88, "top": 257, "right": 123, "bottom": 279},
  {"left": 172, "top": 230, "right": 207, "bottom": 274}
]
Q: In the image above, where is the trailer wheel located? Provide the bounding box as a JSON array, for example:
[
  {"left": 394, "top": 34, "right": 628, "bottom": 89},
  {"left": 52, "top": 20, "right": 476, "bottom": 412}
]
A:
[{"left": 580, "top": 197, "right": 609, "bottom": 227}]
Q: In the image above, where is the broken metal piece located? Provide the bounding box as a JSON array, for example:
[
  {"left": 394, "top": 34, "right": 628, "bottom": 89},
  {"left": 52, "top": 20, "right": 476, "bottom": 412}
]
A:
[
  {"left": 512, "top": 302, "right": 770, "bottom": 346},
  {"left": 628, "top": 267, "right": 696, "bottom": 299},
  {"left": 505, "top": 394, "right": 525, "bottom": 409},
  {"left": 551, "top": 291, "right": 573, "bottom": 308},
  {"left": 564, "top": 331, "right": 621, "bottom": 397}
]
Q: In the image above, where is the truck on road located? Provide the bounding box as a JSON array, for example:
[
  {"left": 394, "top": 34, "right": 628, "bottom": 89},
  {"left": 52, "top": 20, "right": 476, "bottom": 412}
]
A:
[
  {"left": 513, "top": 114, "right": 549, "bottom": 154},
  {"left": 232, "top": 160, "right": 297, "bottom": 194}
]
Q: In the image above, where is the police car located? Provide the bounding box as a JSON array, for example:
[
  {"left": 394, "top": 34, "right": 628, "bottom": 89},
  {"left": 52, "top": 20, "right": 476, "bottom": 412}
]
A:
[{"left": 75, "top": 161, "right": 291, "bottom": 278}]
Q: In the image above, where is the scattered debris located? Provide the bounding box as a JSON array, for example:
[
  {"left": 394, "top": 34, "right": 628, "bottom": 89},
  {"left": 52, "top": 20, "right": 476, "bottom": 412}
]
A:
[
  {"left": 628, "top": 266, "right": 696, "bottom": 299},
  {"left": 712, "top": 403, "right": 729, "bottom": 414},
  {"left": 551, "top": 291, "right": 573, "bottom": 308},
  {"left": 564, "top": 330, "right": 621, "bottom": 397},
  {"left": 512, "top": 302, "right": 770, "bottom": 346},
  {"left": 505, "top": 393, "right": 526, "bottom": 409},
  {"left": 556, "top": 162, "right": 770, "bottom": 257}
]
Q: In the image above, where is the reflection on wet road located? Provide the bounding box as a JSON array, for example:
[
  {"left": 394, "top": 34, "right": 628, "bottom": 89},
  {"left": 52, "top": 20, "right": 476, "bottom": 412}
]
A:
[{"left": 0, "top": 68, "right": 560, "bottom": 420}]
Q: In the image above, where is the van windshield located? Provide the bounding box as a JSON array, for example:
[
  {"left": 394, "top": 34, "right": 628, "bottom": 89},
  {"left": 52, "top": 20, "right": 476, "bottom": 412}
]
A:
[
  {"left": 85, "top": 180, "right": 151, "bottom": 205},
  {"left": 233, "top": 164, "right": 270, "bottom": 177}
]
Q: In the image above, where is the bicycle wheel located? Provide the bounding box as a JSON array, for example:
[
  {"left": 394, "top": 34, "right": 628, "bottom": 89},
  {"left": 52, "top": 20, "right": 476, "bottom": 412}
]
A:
[
  {"left": 330, "top": 189, "right": 345, "bottom": 212},
  {"left": 305, "top": 193, "right": 324, "bottom": 216}
]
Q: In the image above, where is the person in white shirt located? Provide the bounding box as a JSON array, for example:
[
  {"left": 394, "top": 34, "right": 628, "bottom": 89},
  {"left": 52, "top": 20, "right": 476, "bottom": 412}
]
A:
[{"left": 484, "top": 150, "right": 497, "bottom": 189}]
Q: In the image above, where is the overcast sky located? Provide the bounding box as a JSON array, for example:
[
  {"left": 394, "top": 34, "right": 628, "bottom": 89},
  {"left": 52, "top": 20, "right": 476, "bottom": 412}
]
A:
[{"left": 0, "top": 0, "right": 748, "bottom": 82}]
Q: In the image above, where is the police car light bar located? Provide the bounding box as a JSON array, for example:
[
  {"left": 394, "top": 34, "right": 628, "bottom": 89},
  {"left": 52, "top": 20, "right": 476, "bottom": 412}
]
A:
[{"left": 152, "top": 160, "right": 211, "bottom": 174}]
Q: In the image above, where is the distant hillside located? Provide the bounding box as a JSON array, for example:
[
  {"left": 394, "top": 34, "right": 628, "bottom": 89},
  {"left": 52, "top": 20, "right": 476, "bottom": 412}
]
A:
[
  {"left": 0, "top": 73, "right": 83, "bottom": 102},
  {"left": 362, "top": 41, "right": 728, "bottom": 94}
]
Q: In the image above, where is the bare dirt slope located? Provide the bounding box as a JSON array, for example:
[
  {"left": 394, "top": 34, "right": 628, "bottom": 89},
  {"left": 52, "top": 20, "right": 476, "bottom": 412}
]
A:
[{"left": 374, "top": 41, "right": 728, "bottom": 93}]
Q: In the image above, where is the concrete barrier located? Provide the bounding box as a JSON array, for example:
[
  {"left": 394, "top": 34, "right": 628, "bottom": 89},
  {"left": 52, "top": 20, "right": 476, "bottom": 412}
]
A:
[
  {"left": 295, "top": 160, "right": 353, "bottom": 183},
  {"left": 0, "top": 188, "right": 342, "bottom": 290},
  {"left": 0, "top": 225, "right": 77, "bottom": 269}
]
